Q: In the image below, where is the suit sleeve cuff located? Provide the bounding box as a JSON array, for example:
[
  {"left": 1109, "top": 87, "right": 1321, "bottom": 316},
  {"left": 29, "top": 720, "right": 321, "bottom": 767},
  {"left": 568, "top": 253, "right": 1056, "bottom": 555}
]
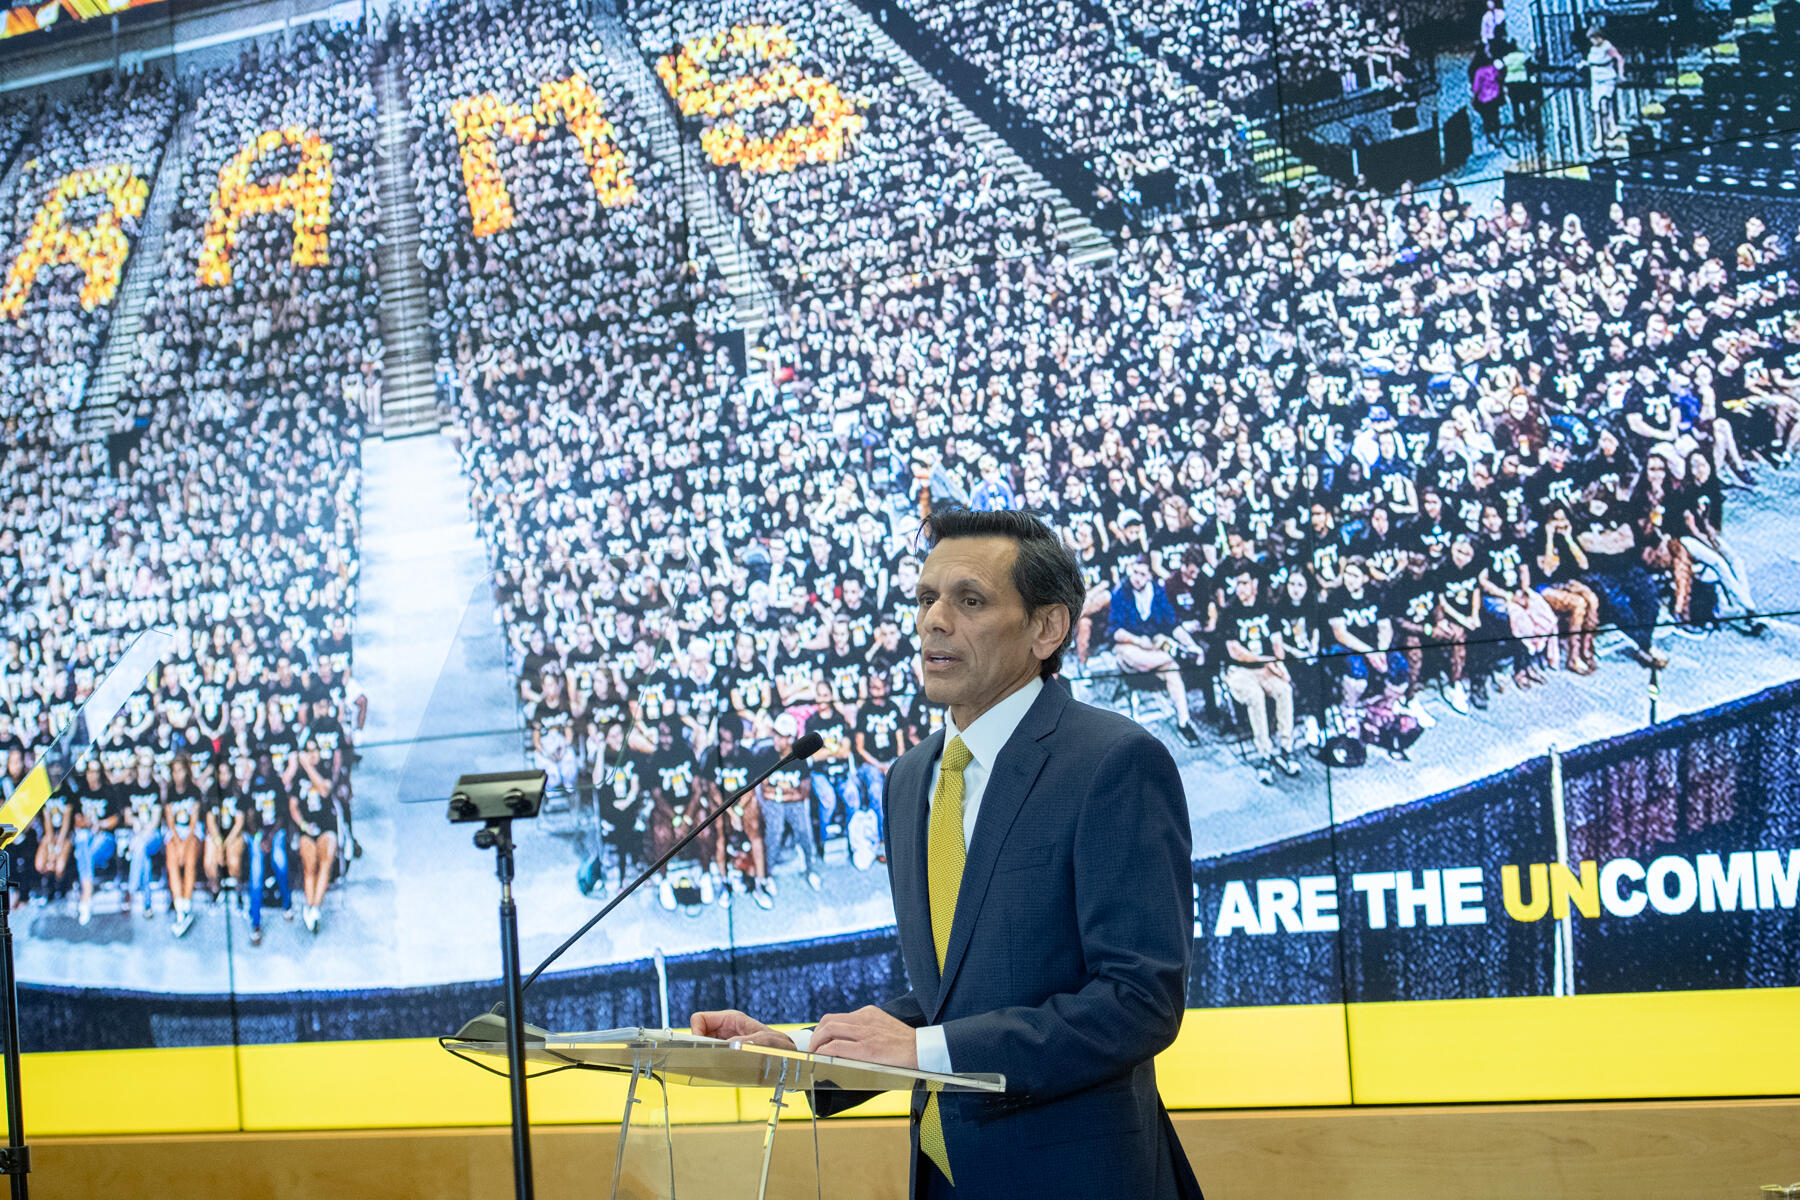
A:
[{"left": 915, "top": 1025, "right": 952, "bottom": 1074}]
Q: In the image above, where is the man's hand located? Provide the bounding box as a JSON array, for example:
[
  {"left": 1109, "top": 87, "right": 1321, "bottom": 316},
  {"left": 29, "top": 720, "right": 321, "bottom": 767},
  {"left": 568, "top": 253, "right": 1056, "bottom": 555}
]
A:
[
  {"left": 689, "top": 1009, "right": 796, "bottom": 1051},
  {"left": 808, "top": 1006, "right": 918, "bottom": 1068}
]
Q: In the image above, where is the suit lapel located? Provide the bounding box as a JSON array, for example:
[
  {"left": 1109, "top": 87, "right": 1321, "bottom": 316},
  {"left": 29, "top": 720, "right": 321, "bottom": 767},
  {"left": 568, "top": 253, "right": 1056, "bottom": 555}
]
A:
[
  {"left": 931, "top": 681, "right": 1068, "bottom": 1019},
  {"left": 894, "top": 728, "right": 942, "bottom": 992}
]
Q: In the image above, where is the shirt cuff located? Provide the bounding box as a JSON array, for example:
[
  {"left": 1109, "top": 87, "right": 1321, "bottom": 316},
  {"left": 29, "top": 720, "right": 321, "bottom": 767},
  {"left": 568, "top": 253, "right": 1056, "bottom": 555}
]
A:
[
  {"left": 915, "top": 1025, "right": 952, "bottom": 1075},
  {"left": 790, "top": 1027, "right": 812, "bottom": 1053}
]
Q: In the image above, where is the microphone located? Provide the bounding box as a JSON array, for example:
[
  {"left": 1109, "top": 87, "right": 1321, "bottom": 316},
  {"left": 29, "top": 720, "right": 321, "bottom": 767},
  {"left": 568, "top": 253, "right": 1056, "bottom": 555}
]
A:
[{"left": 454, "top": 727, "right": 824, "bottom": 1041}]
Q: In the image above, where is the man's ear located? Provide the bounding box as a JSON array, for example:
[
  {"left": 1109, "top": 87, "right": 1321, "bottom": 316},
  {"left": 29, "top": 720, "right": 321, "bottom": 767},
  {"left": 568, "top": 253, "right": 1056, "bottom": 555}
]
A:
[{"left": 1031, "top": 604, "right": 1071, "bottom": 665}]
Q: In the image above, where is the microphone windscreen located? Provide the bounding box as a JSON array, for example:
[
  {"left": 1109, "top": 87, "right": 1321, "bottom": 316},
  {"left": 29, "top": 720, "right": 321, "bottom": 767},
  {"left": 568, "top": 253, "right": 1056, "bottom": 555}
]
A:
[{"left": 791, "top": 731, "right": 825, "bottom": 760}]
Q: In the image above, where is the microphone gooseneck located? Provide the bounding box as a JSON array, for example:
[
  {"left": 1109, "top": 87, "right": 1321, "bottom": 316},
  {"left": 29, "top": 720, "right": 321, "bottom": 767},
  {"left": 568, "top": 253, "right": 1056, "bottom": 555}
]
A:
[{"left": 512, "top": 731, "right": 825, "bottom": 996}]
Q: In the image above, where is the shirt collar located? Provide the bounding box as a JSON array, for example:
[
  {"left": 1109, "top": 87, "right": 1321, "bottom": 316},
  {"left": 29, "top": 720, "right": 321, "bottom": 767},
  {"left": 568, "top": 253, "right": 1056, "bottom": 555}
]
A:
[{"left": 942, "top": 676, "right": 1044, "bottom": 772}]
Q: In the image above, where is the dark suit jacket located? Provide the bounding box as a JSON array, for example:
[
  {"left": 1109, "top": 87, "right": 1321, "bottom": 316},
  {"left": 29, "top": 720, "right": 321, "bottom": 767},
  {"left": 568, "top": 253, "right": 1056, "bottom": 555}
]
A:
[{"left": 818, "top": 677, "right": 1202, "bottom": 1199}]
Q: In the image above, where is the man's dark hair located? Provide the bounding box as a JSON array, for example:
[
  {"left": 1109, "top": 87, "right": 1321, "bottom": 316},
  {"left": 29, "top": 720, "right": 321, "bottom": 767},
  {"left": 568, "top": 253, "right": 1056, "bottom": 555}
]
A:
[{"left": 923, "top": 507, "right": 1083, "bottom": 679}]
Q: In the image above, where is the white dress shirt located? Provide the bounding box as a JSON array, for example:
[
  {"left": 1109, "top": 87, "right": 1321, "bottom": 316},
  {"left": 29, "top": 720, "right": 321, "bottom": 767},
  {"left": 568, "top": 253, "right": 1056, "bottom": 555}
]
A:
[
  {"left": 914, "top": 675, "right": 1044, "bottom": 1073},
  {"left": 796, "top": 676, "right": 1045, "bottom": 1074}
]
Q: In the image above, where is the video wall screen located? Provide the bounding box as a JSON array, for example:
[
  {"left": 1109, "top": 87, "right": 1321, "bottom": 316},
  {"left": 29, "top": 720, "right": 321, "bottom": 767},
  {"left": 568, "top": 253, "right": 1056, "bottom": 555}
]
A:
[
  {"left": 0, "top": 0, "right": 1796, "bottom": 1123},
  {"left": 2, "top": 0, "right": 167, "bottom": 43}
]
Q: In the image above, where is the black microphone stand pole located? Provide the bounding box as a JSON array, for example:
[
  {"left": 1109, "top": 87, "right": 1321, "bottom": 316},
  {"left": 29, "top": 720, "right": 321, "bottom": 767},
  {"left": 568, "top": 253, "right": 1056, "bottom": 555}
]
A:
[
  {"left": 447, "top": 772, "right": 548, "bottom": 1200},
  {"left": 0, "top": 839, "right": 28, "bottom": 1200},
  {"left": 482, "top": 814, "right": 532, "bottom": 1200}
]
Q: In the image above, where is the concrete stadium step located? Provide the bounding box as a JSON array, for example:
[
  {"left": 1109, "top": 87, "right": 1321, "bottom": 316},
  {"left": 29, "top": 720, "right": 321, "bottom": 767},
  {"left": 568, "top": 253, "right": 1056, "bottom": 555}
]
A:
[
  {"left": 373, "top": 58, "right": 441, "bottom": 440},
  {"left": 76, "top": 103, "right": 195, "bottom": 441},
  {"left": 592, "top": 0, "right": 776, "bottom": 332},
  {"left": 821, "top": 0, "right": 1114, "bottom": 268}
]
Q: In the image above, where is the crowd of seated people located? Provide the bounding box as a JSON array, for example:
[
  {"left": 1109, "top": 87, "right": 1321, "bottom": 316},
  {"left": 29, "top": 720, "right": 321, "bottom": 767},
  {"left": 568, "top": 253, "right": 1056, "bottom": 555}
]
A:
[
  {"left": 0, "top": 97, "right": 34, "bottom": 176},
  {"left": 1111, "top": 0, "right": 1272, "bottom": 98},
  {"left": 622, "top": 0, "right": 1060, "bottom": 292},
  {"left": 4, "top": 26, "right": 380, "bottom": 940},
  {"left": 0, "top": 72, "right": 175, "bottom": 425},
  {"left": 0, "top": 0, "right": 1792, "bottom": 940},
  {"left": 445, "top": 317, "right": 833, "bottom": 911},
  {"left": 1274, "top": 0, "right": 1413, "bottom": 106},
  {"left": 756, "top": 188, "right": 1795, "bottom": 786},
  {"left": 393, "top": 0, "right": 725, "bottom": 365},
  {"left": 889, "top": 0, "right": 1268, "bottom": 225},
  {"left": 445, "top": 175, "right": 1795, "bottom": 899}
]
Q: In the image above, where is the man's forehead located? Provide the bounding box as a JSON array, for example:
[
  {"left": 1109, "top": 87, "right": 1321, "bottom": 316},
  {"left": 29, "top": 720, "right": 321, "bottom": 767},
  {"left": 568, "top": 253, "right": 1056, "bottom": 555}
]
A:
[{"left": 918, "top": 537, "right": 1019, "bottom": 591}]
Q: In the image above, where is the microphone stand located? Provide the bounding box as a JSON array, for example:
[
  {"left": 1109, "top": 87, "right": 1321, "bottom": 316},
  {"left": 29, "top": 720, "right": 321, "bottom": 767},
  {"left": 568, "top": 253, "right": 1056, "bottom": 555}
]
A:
[
  {"left": 449, "top": 735, "right": 822, "bottom": 1200},
  {"left": 446, "top": 772, "right": 547, "bottom": 1200},
  {"left": 534, "top": 731, "right": 822, "bottom": 995},
  {"left": 0, "top": 832, "right": 28, "bottom": 1200}
]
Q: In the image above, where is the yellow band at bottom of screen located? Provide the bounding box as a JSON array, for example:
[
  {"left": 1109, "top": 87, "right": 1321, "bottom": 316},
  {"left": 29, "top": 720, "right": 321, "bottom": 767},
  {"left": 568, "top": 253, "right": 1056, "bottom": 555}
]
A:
[{"left": 15, "top": 989, "right": 1800, "bottom": 1136}]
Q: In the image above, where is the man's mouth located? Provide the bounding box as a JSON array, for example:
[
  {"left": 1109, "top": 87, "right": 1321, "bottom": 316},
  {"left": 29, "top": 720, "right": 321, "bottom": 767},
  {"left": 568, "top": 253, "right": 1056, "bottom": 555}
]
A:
[{"left": 923, "top": 651, "right": 961, "bottom": 667}]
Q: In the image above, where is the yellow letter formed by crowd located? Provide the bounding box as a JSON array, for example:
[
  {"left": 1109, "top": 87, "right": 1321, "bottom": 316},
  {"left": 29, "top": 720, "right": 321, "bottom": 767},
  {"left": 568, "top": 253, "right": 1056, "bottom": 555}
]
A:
[
  {"left": 0, "top": 163, "right": 148, "bottom": 320},
  {"left": 656, "top": 23, "right": 866, "bottom": 174},
  {"left": 197, "top": 126, "right": 334, "bottom": 287},
  {"left": 450, "top": 73, "right": 638, "bottom": 239}
]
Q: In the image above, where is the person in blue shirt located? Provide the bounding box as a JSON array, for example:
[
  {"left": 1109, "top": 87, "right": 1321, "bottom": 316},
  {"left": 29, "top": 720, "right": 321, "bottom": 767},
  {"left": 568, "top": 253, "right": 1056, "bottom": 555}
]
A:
[{"left": 1107, "top": 556, "right": 1204, "bottom": 746}]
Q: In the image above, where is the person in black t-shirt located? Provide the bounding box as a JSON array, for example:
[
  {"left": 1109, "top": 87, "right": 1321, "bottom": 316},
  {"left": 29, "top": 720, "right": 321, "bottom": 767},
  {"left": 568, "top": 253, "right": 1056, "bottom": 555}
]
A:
[
  {"left": 1408, "top": 487, "right": 1460, "bottom": 563},
  {"left": 1436, "top": 536, "right": 1493, "bottom": 711},
  {"left": 292, "top": 733, "right": 338, "bottom": 935},
  {"left": 204, "top": 756, "right": 251, "bottom": 904},
  {"left": 1532, "top": 505, "right": 1600, "bottom": 674},
  {"left": 820, "top": 616, "right": 866, "bottom": 703},
  {"left": 805, "top": 678, "right": 859, "bottom": 843},
  {"left": 866, "top": 617, "right": 914, "bottom": 696},
  {"left": 1218, "top": 568, "right": 1300, "bottom": 783},
  {"left": 259, "top": 697, "right": 302, "bottom": 796},
  {"left": 305, "top": 692, "right": 359, "bottom": 860},
  {"left": 852, "top": 669, "right": 907, "bottom": 827},
  {"left": 1271, "top": 568, "right": 1327, "bottom": 743},
  {"left": 1477, "top": 503, "right": 1553, "bottom": 684},
  {"left": 1577, "top": 493, "right": 1668, "bottom": 667},
  {"left": 243, "top": 754, "right": 292, "bottom": 944},
  {"left": 757, "top": 713, "right": 820, "bottom": 897},
  {"left": 722, "top": 629, "right": 774, "bottom": 743},
  {"left": 530, "top": 667, "right": 581, "bottom": 799},
  {"left": 644, "top": 720, "right": 716, "bottom": 910},
  {"left": 163, "top": 752, "right": 205, "bottom": 936},
  {"left": 697, "top": 722, "right": 763, "bottom": 907},
  {"left": 769, "top": 619, "right": 820, "bottom": 712},
  {"left": 1325, "top": 559, "right": 1408, "bottom": 723},
  {"left": 1626, "top": 453, "right": 1693, "bottom": 627},
  {"left": 1525, "top": 432, "right": 1584, "bottom": 514},
  {"left": 1669, "top": 449, "right": 1763, "bottom": 634},
  {"left": 592, "top": 720, "right": 648, "bottom": 884},
  {"left": 1389, "top": 551, "right": 1449, "bottom": 711},
  {"left": 67, "top": 757, "right": 120, "bottom": 926},
  {"left": 119, "top": 760, "right": 165, "bottom": 922},
  {"left": 1582, "top": 426, "right": 1637, "bottom": 501}
]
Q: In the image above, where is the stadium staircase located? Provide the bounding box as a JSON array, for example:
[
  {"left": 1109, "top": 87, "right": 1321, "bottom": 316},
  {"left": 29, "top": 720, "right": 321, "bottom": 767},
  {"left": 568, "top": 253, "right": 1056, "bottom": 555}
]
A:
[
  {"left": 590, "top": 0, "right": 778, "bottom": 334},
  {"left": 822, "top": 0, "right": 1115, "bottom": 267},
  {"left": 1594, "top": 0, "right": 1800, "bottom": 194},
  {"left": 77, "top": 103, "right": 194, "bottom": 441},
  {"left": 1247, "top": 122, "right": 1322, "bottom": 194},
  {"left": 373, "top": 58, "right": 443, "bottom": 439}
]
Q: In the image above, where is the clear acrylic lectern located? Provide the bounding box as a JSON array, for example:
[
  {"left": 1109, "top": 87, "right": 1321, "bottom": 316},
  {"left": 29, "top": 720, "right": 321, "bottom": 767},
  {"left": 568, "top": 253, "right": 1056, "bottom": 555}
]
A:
[{"left": 447, "top": 1027, "right": 1005, "bottom": 1200}]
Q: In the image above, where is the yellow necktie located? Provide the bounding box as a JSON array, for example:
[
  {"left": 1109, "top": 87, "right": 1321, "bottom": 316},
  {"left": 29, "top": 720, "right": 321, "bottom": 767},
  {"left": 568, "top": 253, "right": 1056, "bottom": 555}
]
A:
[{"left": 919, "top": 735, "right": 972, "bottom": 1185}]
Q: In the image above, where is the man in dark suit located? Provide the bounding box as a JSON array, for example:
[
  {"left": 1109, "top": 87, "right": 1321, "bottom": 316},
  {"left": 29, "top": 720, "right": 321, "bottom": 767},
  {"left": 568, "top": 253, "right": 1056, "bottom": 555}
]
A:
[{"left": 693, "top": 507, "right": 1201, "bottom": 1199}]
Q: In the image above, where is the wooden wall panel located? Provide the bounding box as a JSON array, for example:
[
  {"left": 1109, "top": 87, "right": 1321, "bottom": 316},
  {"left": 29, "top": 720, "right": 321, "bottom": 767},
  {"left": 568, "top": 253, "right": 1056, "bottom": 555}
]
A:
[{"left": 30, "top": 1100, "right": 1800, "bottom": 1200}]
